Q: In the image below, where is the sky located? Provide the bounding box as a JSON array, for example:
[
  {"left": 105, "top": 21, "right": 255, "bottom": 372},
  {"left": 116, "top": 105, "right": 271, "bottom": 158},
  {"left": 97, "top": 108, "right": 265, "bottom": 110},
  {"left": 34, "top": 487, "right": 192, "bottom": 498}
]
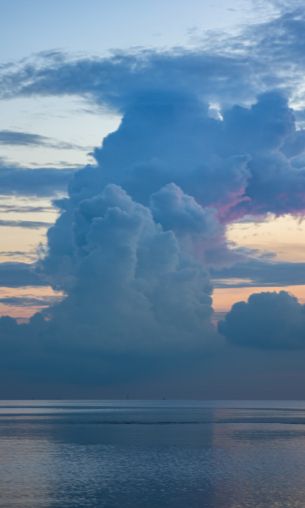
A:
[{"left": 1, "top": 0, "right": 305, "bottom": 398}]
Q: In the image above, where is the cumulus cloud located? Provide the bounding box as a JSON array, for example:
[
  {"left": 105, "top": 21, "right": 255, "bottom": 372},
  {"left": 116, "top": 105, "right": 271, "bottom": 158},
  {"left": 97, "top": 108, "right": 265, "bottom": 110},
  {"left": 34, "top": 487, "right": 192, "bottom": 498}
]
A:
[
  {"left": 2, "top": 88, "right": 305, "bottom": 386},
  {"left": 43, "top": 183, "right": 216, "bottom": 350},
  {"left": 38, "top": 83, "right": 305, "bottom": 370},
  {"left": 1, "top": 8, "right": 305, "bottom": 392},
  {"left": 2, "top": 10, "right": 305, "bottom": 211},
  {"left": 150, "top": 183, "right": 220, "bottom": 238},
  {"left": 150, "top": 183, "right": 231, "bottom": 265},
  {"left": 219, "top": 291, "right": 305, "bottom": 349},
  {"left": 0, "top": 184, "right": 218, "bottom": 385},
  {"left": 77, "top": 89, "right": 305, "bottom": 219}
]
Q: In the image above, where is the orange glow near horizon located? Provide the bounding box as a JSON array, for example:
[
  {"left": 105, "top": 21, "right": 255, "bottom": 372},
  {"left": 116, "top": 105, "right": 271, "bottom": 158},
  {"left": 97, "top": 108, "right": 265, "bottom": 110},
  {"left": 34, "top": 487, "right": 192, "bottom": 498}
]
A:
[
  {"left": 2, "top": 282, "right": 304, "bottom": 321},
  {"left": 228, "top": 215, "right": 305, "bottom": 262},
  {"left": 0, "top": 195, "right": 58, "bottom": 262},
  {"left": 0, "top": 286, "right": 64, "bottom": 320},
  {"left": 213, "top": 284, "right": 305, "bottom": 313}
]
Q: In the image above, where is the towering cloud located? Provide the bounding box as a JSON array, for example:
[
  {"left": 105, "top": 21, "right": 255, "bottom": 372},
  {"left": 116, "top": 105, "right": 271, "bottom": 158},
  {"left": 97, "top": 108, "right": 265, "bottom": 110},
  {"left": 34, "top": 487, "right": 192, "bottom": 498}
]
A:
[
  {"left": 45, "top": 183, "right": 215, "bottom": 353},
  {"left": 0, "top": 182, "right": 217, "bottom": 385},
  {"left": 0, "top": 86, "right": 302, "bottom": 379},
  {"left": 1, "top": 8, "right": 305, "bottom": 390}
]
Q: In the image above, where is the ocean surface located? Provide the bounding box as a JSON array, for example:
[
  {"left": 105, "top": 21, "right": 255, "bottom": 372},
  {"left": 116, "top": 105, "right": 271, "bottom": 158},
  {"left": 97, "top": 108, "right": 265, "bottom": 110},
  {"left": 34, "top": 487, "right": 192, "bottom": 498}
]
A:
[{"left": 0, "top": 400, "right": 305, "bottom": 508}]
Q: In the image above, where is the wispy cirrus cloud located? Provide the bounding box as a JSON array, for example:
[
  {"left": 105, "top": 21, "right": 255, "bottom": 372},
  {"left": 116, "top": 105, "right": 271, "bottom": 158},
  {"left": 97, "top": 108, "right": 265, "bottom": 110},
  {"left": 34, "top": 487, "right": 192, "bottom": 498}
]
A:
[
  {"left": 0, "top": 295, "right": 59, "bottom": 307},
  {"left": 0, "top": 203, "right": 53, "bottom": 212},
  {"left": 0, "top": 219, "right": 51, "bottom": 229},
  {"left": 0, "top": 129, "right": 85, "bottom": 150},
  {"left": 212, "top": 259, "right": 305, "bottom": 287},
  {"left": 0, "top": 262, "right": 45, "bottom": 287},
  {"left": 1, "top": 7, "right": 305, "bottom": 107},
  {"left": 0, "top": 163, "right": 75, "bottom": 196}
]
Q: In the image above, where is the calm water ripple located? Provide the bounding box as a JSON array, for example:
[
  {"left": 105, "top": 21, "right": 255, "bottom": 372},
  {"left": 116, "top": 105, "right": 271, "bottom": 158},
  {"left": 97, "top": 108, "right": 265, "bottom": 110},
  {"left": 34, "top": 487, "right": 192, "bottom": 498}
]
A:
[{"left": 0, "top": 400, "right": 305, "bottom": 507}]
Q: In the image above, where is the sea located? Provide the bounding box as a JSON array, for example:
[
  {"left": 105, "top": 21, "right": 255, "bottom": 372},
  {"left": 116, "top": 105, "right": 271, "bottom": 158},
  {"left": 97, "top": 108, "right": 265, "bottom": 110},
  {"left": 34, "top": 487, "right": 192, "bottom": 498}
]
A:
[{"left": 0, "top": 400, "right": 305, "bottom": 507}]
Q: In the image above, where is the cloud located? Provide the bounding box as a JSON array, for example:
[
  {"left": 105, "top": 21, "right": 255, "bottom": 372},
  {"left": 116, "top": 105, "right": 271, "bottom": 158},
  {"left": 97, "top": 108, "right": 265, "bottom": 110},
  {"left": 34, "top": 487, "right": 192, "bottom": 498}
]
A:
[
  {"left": 1, "top": 13, "right": 305, "bottom": 216},
  {"left": 219, "top": 291, "right": 305, "bottom": 349},
  {"left": 28, "top": 84, "right": 305, "bottom": 385},
  {"left": 0, "top": 49, "right": 259, "bottom": 109},
  {"left": 0, "top": 219, "right": 51, "bottom": 229},
  {"left": 0, "top": 204, "right": 54, "bottom": 213},
  {"left": 0, "top": 164, "right": 75, "bottom": 196},
  {"left": 1, "top": 9, "right": 305, "bottom": 393},
  {"left": 0, "top": 130, "right": 82, "bottom": 150},
  {"left": 150, "top": 183, "right": 221, "bottom": 241},
  {"left": 6, "top": 86, "right": 304, "bottom": 386},
  {"left": 212, "top": 259, "right": 305, "bottom": 287},
  {"left": 43, "top": 183, "right": 216, "bottom": 350},
  {"left": 2, "top": 84, "right": 305, "bottom": 388},
  {"left": 83, "top": 89, "right": 305, "bottom": 219},
  {"left": 0, "top": 262, "right": 45, "bottom": 287},
  {"left": 0, "top": 184, "right": 219, "bottom": 385},
  {"left": 1, "top": 7, "right": 305, "bottom": 109},
  {"left": 266, "top": 0, "right": 303, "bottom": 9},
  {"left": 150, "top": 183, "right": 232, "bottom": 265},
  {"left": 0, "top": 296, "right": 59, "bottom": 307},
  {"left": 246, "top": 7, "right": 305, "bottom": 69}
]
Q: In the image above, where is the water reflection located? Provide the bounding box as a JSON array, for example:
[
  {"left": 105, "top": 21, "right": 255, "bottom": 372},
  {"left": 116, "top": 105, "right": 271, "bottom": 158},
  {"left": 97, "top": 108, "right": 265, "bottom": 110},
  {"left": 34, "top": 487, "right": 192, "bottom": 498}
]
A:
[{"left": 0, "top": 401, "right": 305, "bottom": 507}]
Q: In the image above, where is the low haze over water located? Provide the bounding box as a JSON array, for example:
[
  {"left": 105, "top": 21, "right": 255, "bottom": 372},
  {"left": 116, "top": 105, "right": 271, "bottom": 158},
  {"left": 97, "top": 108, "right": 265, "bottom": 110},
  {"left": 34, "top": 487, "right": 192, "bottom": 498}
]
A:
[{"left": 1, "top": 400, "right": 305, "bottom": 507}]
